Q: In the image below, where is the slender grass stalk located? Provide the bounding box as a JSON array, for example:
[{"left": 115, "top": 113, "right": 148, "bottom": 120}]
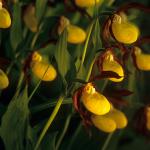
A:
[
  {"left": 55, "top": 114, "right": 72, "bottom": 150},
  {"left": 101, "top": 132, "right": 114, "bottom": 150},
  {"left": 14, "top": 71, "right": 24, "bottom": 97},
  {"left": 34, "top": 95, "right": 65, "bottom": 150},
  {"left": 78, "top": 22, "right": 94, "bottom": 73},
  {"left": 67, "top": 123, "right": 82, "bottom": 150},
  {"left": 30, "top": 23, "right": 43, "bottom": 49},
  {"left": 31, "top": 99, "right": 72, "bottom": 113}
]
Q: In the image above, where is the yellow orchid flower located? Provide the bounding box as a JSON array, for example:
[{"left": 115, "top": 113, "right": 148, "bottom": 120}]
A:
[
  {"left": 134, "top": 47, "right": 150, "bottom": 71},
  {"left": 0, "top": 69, "right": 9, "bottom": 90},
  {"left": 102, "top": 51, "right": 124, "bottom": 82},
  {"left": 91, "top": 107, "right": 127, "bottom": 133},
  {"left": 75, "top": 0, "right": 100, "bottom": 8},
  {"left": 31, "top": 52, "right": 57, "bottom": 81},
  {"left": 0, "top": 2, "right": 11, "bottom": 28},
  {"left": 81, "top": 83, "right": 111, "bottom": 115},
  {"left": 112, "top": 14, "right": 139, "bottom": 44}
]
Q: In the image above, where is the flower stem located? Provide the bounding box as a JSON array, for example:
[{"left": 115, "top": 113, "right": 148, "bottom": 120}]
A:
[
  {"left": 101, "top": 132, "right": 114, "bottom": 150},
  {"left": 55, "top": 114, "right": 72, "bottom": 150},
  {"left": 34, "top": 95, "right": 65, "bottom": 150},
  {"left": 78, "top": 22, "right": 94, "bottom": 73}
]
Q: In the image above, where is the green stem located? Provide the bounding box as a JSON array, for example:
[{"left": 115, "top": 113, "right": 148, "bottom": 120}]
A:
[
  {"left": 28, "top": 79, "right": 42, "bottom": 102},
  {"left": 15, "top": 71, "right": 24, "bottom": 97},
  {"left": 28, "top": 64, "right": 51, "bottom": 102},
  {"left": 101, "top": 132, "right": 114, "bottom": 150},
  {"left": 55, "top": 114, "right": 72, "bottom": 150},
  {"left": 31, "top": 99, "right": 72, "bottom": 113},
  {"left": 30, "top": 32, "right": 40, "bottom": 49},
  {"left": 30, "top": 23, "right": 43, "bottom": 49},
  {"left": 101, "top": 79, "right": 108, "bottom": 92},
  {"left": 34, "top": 95, "right": 65, "bottom": 150},
  {"left": 85, "top": 56, "right": 97, "bottom": 82},
  {"left": 67, "top": 123, "right": 82, "bottom": 150},
  {"left": 78, "top": 22, "right": 94, "bottom": 73}
]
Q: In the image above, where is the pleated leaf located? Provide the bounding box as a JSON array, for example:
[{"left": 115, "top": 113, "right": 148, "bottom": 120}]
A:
[
  {"left": 54, "top": 29, "right": 71, "bottom": 80},
  {"left": 0, "top": 87, "right": 34, "bottom": 150}
]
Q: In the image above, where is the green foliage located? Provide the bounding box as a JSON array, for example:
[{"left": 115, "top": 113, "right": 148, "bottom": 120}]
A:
[
  {"left": 10, "top": 2, "right": 22, "bottom": 51},
  {"left": 0, "top": 87, "right": 34, "bottom": 150},
  {"left": 54, "top": 29, "right": 71, "bottom": 83},
  {"left": 0, "top": 0, "right": 150, "bottom": 150}
]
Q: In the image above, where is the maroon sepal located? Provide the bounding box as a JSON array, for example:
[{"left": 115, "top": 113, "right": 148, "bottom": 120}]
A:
[
  {"left": 133, "top": 107, "right": 150, "bottom": 137},
  {"left": 91, "top": 71, "right": 122, "bottom": 81},
  {"left": 103, "top": 88, "right": 132, "bottom": 108},
  {"left": 106, "top": 96, "right": 128, "bottom": 108},
  {"left": 116, "top": 2, "right": 150, "bottom": 14},
  {"left": 72, "top": 87, "right": 93, "bottom": 130},
  {"left": 72, "top": 87, "right": 83, "bottom": 112}
]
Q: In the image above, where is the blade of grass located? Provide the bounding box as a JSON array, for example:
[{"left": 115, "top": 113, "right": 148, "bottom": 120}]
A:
[
  {"left": 34, "top": 94, "right": 65, "bottom": 150},
  {"left": 101, "top": 132, "right": 114, "bottom": 150}
]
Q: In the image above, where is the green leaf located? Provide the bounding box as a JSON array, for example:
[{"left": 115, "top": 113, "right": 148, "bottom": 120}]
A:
[
  {"left": 85, "top": 19, "right": 102, "bottom": 67},
  {"left": 38, "top": 44, "right": 55, "bottom": 56},
  {"left": 54, "top": 29, "right": 71, "bottom": 81},
  {"left": 10, "top": 2, "right": 22, "bottom": 51},
  {"left": 0, "top": 87, "right": 34, "bottom": 150},
  {"left": 35, "top": 0, "right": 48, "bottom": 23},
  {"left": 92, "top": 19, "right": 102, "bottom": 51}
]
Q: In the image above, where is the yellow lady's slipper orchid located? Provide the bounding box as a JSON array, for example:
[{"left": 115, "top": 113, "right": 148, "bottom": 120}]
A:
[
  {"left": 31, "top": 62, "right": 57, "bottom": 81},
  {"left": 0, "top": 69, "right": 9, "bottom": 89},
  {"left": 102, "top": 51, "right": 124, "bottom": 82},
  {"left": 112, "top": 14, "right": 139, "bottom": 44},
  {"left": 134, "top": 47, "right": 150, "bottom": 71},
  {"left": 31, "top": 52, "right": 57, "bottom": 81},
  {"left": 91, "top": 115, "right": 116, "bottom": 133},
  {"left": 75, "top": 0, "right": 100, "bottom": 8},
  {"left": 0, "top": 2, "right": 11, "bottom": 28},
  {"left": 91, "top": 107, "right": 127, "bottom": 133},
  {"left": 67, "top": 24, "right": 86, "bottom": 44},
  {"left": 105, "top": 108, "right": 128, "bottom": 129},
  {"left": 81, "top": 83, "right": 110, "bottom": 115},
  {"left": 58, "top": 16, "right": 86, "bottom": 44},
  {"left": 23, "top": 4, "right": 38, "bottom": 32}
]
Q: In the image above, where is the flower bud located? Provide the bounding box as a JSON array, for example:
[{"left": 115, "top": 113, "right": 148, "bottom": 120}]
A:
[
  {"left": 0, "top": 2, "right": 11, "bottom": 28},
  {"left": 23, "top": 4, "right": 38, "bottom": 32},
  {"left": 0, "top": 69, "right": 9, "bottom": 89},
  {"left": 75, "top": 0, "right": 100, "bottom": 8},
  {"left": 81, "top": 83, "right": 110, "bottom": 115},
  {"left": 134, "top": 47, "right": 150, "bottom": 71},
  {"left": 102, "top": 51, "right": 124, "bottom": 82},
  {"left": 91, "top": 115, "right": 116, "bottom": 133},
  {"left": 111, "top": 14, "right": 139, "bottom": 44},
  {"left": 58, "top": 16, "right": 70, "bottom": 35}
]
